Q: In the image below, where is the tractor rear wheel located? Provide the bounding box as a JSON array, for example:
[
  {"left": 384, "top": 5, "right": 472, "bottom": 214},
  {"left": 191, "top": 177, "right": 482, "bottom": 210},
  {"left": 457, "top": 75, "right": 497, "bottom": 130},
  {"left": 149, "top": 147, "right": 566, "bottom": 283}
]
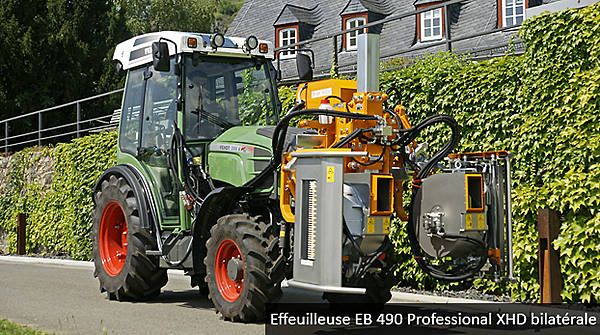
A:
[
  {"left": 92, "top": 174, "right": 167, "bottom": 300},
  {"left": 205, "top": 214, "right": 283, "bottom": 321}
]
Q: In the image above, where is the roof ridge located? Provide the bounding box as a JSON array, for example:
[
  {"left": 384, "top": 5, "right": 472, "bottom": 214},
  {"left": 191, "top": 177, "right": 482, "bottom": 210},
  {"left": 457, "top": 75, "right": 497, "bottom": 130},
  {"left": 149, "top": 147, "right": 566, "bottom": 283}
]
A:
[{"left": 230, "top": 0, "right": 256, "bottom": 34}]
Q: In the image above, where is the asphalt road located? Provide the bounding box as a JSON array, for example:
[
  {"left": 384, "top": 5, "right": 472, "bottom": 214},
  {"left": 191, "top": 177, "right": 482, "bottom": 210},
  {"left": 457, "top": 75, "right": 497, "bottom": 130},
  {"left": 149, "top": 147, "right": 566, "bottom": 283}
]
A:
[
  {"left": 0, "top": 257, "right": 324, "bottom": 335},
  {"left": 3, "top": 257, "right": 598, "bottom": 335}
]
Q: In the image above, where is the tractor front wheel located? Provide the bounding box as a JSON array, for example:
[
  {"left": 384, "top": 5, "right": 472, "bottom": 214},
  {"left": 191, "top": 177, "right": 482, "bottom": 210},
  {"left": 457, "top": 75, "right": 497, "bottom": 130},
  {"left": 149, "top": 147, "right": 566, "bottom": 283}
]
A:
[
  {"left": 92, "top": 174, "right": 167, "bottom": 300},
  {"left": 205, "top": 214, "right": 283, "bottom": 321}
]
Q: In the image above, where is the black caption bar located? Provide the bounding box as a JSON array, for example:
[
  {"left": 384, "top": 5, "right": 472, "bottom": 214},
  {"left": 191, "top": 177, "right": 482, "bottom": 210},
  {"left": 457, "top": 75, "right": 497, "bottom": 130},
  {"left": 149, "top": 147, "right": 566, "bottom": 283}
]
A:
[{"left": 266, "top": 303, "right": 600, "bottom": 335}]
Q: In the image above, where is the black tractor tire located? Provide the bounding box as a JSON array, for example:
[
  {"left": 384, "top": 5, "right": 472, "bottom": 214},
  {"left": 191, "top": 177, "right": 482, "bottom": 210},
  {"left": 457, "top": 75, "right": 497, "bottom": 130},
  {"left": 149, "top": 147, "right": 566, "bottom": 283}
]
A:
[
  {"left": 92, "top": 174, "right": 168, "bottom": 301},
  {"left": 204, "top": 214, "right": 283, "bottom": 322},
  {"left": 323, "top": 269, "right": 394, "bottom": 305},
  {"left": 324, "top": 239, "right": 397, "bottom": 306}
]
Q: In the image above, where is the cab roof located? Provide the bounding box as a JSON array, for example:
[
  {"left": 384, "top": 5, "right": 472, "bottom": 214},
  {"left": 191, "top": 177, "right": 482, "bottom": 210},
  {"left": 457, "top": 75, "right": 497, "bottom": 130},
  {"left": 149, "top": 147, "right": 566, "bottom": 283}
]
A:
[{"left": 113, "top": 31, "right": 275, "bottom": 71}]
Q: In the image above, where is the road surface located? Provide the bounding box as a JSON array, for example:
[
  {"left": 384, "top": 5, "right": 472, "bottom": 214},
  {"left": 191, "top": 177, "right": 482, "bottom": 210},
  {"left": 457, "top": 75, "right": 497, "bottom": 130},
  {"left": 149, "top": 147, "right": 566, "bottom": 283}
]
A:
[
  {"left": 0, "top": 257, "right": 325, "bottom": 335},
  {"left": 6, "top": 257, "right": 593, "bottom": 335},
  {"left": 0, "top": 256, "right": 483, "bottom": 334}
]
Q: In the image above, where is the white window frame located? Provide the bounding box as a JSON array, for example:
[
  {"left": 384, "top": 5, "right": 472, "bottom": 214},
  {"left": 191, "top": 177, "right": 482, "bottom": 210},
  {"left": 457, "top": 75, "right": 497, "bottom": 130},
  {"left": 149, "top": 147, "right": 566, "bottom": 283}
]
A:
[
  {"left": 278, "top": 27, "right": 297, "bottom": 59},
  {"left": 420, "top": 8, "right": 443, "bottom": 42},
  {"left": 502, "top": 0, "right": 525, "bottom": 27},
  {"left": 345, "top": 16, "right": 366, "bottom": 51}
]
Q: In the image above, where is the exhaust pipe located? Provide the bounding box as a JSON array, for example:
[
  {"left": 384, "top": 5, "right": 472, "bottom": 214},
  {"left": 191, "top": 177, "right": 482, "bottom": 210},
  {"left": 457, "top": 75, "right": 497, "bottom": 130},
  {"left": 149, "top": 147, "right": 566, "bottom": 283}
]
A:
[{"left": 357, "top": 33, "right": 380, "bottom": 93}]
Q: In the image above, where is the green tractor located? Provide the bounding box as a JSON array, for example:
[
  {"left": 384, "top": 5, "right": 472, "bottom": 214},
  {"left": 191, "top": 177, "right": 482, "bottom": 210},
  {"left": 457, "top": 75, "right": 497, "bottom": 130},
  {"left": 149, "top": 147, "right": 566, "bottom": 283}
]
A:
[
  {"left": 93, "top": 31, "right": 514, "bottom": 322},
  {"left": 93, "top": 32, "right": 285, "bottom": 319}
]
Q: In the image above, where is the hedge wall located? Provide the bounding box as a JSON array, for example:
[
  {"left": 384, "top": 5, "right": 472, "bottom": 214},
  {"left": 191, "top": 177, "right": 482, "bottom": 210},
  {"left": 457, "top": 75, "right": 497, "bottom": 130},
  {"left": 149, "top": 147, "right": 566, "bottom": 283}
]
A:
[
  {"left": 379, "top": 3, "right": 599, "bottom": 303},
  {"left": 280, "top": 4, "right": 600, "bottom": 302},
  {"left": 0, "top": 3, "right": 597, "bottom": 303},
  {"left": 0, "top": 131, "right": 116, "bottom": 260}
]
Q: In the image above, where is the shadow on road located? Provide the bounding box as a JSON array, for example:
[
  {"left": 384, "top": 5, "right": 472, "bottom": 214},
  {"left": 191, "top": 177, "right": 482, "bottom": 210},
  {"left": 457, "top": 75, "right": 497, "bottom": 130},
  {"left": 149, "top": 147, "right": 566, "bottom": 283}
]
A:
[{"left": 144, "top": 289, "right": 214, "bottom": 309}]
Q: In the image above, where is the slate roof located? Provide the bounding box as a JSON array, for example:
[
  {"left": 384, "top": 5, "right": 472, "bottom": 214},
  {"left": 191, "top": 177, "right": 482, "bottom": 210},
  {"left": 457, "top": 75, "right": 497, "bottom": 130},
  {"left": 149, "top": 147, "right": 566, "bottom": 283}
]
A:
[
  {"left": 227, "top": 0, "right": 560, "bottom": 81},
  {"left": 340, "top": 0, "right": 393, "bottom": 15},
  {"left": 414, "top": 0, "right": 446, "bottom": 5},
  {"left": 274, "top": 4, "right": 322, "bottom": 26}
]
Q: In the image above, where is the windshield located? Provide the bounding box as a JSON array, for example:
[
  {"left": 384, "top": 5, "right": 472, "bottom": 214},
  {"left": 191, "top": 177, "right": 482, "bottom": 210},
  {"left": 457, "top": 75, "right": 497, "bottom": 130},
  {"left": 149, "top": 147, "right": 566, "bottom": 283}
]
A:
[{"left": 184, "top": 55, "right": 277, "bottom": 140}]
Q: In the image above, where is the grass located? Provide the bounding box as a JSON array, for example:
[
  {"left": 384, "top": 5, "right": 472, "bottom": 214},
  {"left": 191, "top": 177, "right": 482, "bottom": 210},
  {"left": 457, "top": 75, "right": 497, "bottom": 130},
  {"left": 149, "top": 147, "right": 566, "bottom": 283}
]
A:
[{"left": 0, "top": 320, "right": 46, "bottom": 335}]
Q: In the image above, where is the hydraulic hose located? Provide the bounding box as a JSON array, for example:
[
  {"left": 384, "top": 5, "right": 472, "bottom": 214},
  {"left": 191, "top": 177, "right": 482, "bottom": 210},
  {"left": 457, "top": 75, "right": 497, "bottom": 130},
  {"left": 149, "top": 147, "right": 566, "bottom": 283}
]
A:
[
  {"left": 244, "top": 103, "right": 380, "bottom": 188},
  {"left": 401, "top": 114, "right": 487, "bottom": 281},
  {"left": 332, "top": 128, "right": 371, "bottom": 148}
]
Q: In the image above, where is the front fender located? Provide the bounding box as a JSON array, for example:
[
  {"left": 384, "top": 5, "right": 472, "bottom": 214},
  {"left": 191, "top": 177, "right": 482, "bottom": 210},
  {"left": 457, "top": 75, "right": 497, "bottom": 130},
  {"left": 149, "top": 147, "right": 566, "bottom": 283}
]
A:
[{"left": 191, "top": 186, "right": 251, "bottom": 275}]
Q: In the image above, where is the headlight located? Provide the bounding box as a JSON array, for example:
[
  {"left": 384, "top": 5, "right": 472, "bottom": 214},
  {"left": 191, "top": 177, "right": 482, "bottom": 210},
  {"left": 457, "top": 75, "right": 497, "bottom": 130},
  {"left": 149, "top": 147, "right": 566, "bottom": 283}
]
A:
[
  {"left": 210, "top": 33, "right": 225, "bottom": 48},
  {"left": 245, "top": 35, "right": 258, "bottom": 50}
]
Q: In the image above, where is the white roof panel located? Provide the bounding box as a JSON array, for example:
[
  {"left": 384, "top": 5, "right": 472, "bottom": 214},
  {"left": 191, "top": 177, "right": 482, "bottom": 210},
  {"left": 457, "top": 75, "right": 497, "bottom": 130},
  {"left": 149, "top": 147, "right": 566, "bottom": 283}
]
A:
[{"left": 113, "top": 31, "right": 275, "bottom": 70}]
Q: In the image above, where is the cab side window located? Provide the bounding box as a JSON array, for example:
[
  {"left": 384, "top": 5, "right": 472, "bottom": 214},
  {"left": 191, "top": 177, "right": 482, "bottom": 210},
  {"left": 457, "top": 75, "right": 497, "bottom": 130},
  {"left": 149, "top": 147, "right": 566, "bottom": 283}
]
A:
[
  {"left": 142, "top": 61, "right": 178, "bottom": 151},
  {"left": 119, "top": 68, "right": 145, "bottom": 154}
]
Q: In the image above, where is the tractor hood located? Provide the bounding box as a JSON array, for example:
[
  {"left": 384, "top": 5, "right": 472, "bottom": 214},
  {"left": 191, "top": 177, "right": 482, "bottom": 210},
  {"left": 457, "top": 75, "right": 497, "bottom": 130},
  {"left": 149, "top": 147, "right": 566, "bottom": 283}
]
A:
[
  {"left": 210, "top": 126, "right": 273, "bottom": 152},
  {"left": 207, "top": 126, "right": 311, "bottom": 187},
  {"left": 209, "top": 125, "right": 311, "bottom": 153}
]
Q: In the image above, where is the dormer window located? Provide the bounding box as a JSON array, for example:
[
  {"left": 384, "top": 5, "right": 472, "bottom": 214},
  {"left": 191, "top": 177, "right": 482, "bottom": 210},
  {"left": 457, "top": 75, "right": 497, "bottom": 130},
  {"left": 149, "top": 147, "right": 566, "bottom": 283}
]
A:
[
  {"left": 344, "top": 16, "right": 367, "bottom": 51},
  {"left": 273, "top": 4, "right": 320, "bottom": 59},
  {"left": 339, "top": 0, "right": 390, "bottom": 51},
  {"left": 276, "top": 26, "right": 298, "bottom": 59},
  {"left": 415, "top": 1, "right": 446, "bottom": 42},
  {"left": 420, "top": 8, "right": 443, "bottom": 41},
  {"left": 500, "top": 0, "right": 527, "bottom": 27}
]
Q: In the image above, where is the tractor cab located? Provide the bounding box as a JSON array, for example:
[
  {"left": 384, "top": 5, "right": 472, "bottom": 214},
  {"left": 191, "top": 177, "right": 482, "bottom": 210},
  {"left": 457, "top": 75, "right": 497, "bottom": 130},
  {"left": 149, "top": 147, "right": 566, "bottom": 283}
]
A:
[{"left": 112, "top": 32, "right": 278, "bottom": 225}]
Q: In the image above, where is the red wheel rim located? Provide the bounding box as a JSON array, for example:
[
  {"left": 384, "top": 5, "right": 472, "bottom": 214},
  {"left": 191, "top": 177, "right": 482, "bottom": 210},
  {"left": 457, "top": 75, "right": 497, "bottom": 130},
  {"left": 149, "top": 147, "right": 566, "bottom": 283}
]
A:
[
  {"left": 215, "top": 239, "right": 244, "bottom": 302},
  {"left": 99, "top": 201, "right": 128, "bottom": 277}
]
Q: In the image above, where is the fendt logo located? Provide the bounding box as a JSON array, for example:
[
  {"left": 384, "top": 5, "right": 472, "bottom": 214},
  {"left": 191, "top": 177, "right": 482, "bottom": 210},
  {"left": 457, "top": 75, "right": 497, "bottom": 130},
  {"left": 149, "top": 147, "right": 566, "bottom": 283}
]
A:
[{"left": 209, "top": 143, "right": 255, "bottom": 154}]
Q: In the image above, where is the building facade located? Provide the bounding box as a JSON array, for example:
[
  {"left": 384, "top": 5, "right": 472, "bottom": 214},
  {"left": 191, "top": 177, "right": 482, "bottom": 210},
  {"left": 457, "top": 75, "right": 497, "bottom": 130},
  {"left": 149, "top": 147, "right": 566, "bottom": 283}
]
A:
[{"left": 227, "top": 0, "right": 574, "bottom": 80}]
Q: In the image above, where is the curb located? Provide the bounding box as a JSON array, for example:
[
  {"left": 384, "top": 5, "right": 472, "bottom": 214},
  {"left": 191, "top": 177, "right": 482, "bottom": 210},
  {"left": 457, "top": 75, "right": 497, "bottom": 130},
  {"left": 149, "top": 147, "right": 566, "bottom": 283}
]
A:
[
  {"left": 0, "top": 255, "right": 185, "bottom": 276},
  {"left": 0, "top": 255, "right": 94, "bottom": 268},
  {"left": 389, "top": 291, "right": 492, "bottom": 304}
]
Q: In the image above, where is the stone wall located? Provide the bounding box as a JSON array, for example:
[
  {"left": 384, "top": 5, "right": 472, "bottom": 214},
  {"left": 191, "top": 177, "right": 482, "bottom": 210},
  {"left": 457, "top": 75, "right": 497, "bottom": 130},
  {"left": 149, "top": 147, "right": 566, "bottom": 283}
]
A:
[
  {"left": 0, "top": 151, "right": 54, "bottom": 254},
  {"left": 0, "top": 155, "right": 10, "bottom": 253},
  {"left": 0, "top": 156, "right": 10, "bottom": 195}
]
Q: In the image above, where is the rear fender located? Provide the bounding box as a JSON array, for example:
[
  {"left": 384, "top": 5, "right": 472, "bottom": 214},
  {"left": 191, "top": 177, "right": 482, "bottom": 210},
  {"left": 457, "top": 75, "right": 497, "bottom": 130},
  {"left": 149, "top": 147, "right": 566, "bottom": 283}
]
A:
[{"left": 94, "top": 165, "right": 154, "bottom": 230}]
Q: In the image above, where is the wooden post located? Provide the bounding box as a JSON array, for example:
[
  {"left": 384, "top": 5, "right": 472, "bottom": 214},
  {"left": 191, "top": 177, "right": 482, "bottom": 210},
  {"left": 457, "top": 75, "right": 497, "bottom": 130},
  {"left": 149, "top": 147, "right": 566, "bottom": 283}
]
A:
[
  {"left": 538, "top": 208, "right": 562, "bottom": 303},
  {"left": 17, "top": 213, "right": 26, "bottom": 255}
]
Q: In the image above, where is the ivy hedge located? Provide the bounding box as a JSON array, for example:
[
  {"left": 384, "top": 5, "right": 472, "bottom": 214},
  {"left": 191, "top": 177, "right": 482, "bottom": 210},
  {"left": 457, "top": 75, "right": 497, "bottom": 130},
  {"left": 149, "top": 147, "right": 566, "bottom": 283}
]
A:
[
  {"left": 0, "top": 3, "right": 597, "bottom": 303},
  {"left": 280, "top": 4, "right": 600, "bottom": 302},
  {"left": 0, "top": 131, "right": 116, "bottom": 260},
  {"left": 378, "top": 3, "right": 600, "bottom": 303}
]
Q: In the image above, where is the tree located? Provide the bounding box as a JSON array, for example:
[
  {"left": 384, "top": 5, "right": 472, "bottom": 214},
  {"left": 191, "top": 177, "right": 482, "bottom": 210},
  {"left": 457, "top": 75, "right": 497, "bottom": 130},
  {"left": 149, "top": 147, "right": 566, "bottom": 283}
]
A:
[
  {"left": 117, "top": 0, "right": 218, "bottom": 35},
  {"left": 0, "top": 0, "right": 244, "bottom": 143},
  {"left": 0, "top": 0, "right": 120, "bottom": 128}
]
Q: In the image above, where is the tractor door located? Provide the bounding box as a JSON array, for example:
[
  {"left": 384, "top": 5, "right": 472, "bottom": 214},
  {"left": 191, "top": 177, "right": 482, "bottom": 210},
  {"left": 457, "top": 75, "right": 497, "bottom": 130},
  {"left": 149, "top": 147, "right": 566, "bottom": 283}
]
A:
[
  {"left": 138, "top": 61, "right": 179, "bottom": 218},
  {"left": 119, "top": 60, "right": 179, "bottom": 223}
]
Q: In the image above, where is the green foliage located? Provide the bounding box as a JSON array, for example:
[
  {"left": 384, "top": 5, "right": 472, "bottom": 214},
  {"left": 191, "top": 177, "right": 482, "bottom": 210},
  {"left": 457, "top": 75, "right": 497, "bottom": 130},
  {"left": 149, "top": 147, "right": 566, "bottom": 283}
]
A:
[
  {"left": 330, "top": 56, "right": 339, "bottom": 79},
  {"left": 116, "top": 0, "right": 225, "bottom": 35},
  {"left": 277, "top": 3, "right": 600, "bottom": 303},
  {"left": 237, "top": 68, "right": 273, "bottom": 126},
  {"left": 0, "top": 319, "right": 47, "bottom": 335},
  {"left": 278, "top": 85, "right": 298, "bottom": 117},
  {"left": 379, "top": 4, "right": 600, "bottom": 303},
  {"left": 0, "top": 131, "right": 116, "bottom": 260},
  {"left": 0, "top": 0, "right": 243, "bottom": 123},
  {"left": 380, "top": 57, "right": 410, "bottom": 72},
  {"left": 0, "top": 0, "right": 122, "bottom": 127}
]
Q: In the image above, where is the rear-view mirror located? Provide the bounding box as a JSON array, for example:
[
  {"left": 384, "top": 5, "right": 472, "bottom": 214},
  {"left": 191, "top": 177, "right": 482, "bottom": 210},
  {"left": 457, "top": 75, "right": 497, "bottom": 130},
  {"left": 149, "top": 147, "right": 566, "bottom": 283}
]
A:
[
  {"left": 152, "top": 41, "right": 170, "bottom": 72},
  {"left": 296, "top": 53, "right": 313, "bottom": 82}
]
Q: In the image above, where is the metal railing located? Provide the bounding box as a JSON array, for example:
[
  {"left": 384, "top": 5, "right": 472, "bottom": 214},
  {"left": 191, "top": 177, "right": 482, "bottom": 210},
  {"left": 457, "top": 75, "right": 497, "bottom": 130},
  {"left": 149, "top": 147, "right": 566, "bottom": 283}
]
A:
[
  {"left": 1, "top": 89, "right": 123, "bottom": 154},
  {"left": 274, "top": 0, "right": 525, "bottom": 82}
]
